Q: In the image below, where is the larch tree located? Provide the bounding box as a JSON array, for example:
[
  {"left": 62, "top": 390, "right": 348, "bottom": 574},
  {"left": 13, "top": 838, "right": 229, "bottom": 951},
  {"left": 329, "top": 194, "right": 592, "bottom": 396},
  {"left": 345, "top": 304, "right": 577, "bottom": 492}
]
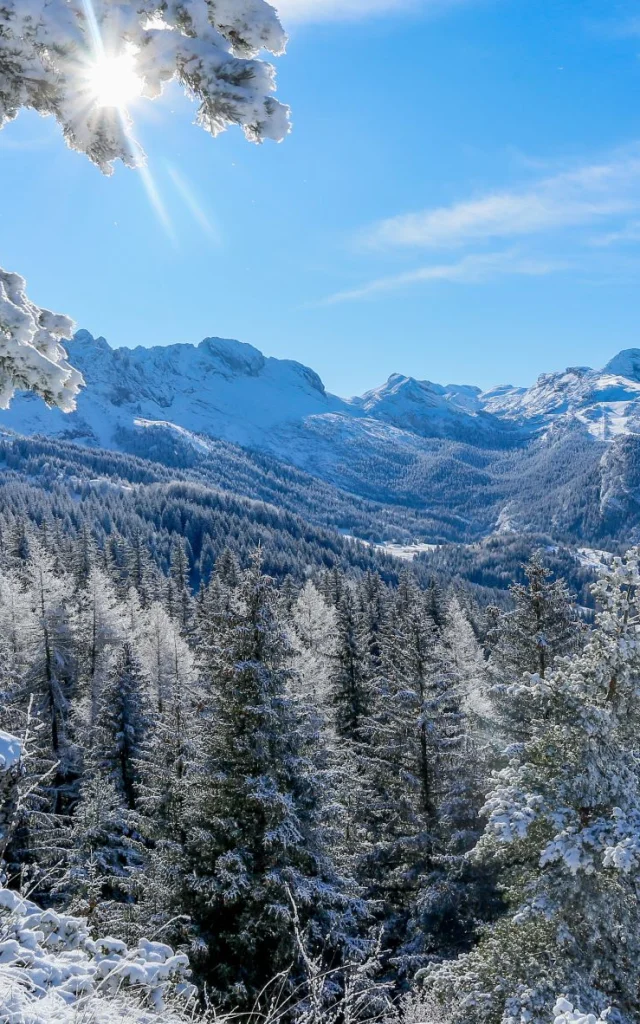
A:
[{"left": 289, "top": 579, "right": 338, "bottom": 710}]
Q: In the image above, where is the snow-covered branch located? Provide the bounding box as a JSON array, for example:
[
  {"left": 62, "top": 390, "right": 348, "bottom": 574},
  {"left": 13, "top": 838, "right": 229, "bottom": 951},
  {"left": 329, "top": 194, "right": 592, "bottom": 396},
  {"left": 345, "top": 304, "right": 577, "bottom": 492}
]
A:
[
  {"left": 0, "top": 0, "right": 289, "bottom": 173},
  {"left": 0, "top": 887, "right": 198, "bottom": 1023},
  {"left": 0, "top": 270, "right": 83, "bottom": 412},
  {"left": 0, "top": 0, "right": 289, "bottom": 412}
]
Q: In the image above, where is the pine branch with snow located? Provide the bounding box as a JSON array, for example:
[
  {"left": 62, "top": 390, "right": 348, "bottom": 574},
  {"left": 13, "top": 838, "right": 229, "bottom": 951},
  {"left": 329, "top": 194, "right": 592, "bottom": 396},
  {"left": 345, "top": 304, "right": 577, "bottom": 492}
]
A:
[
  {"left": 0, "top": 269, "right": 83, "bottom": 412},
  {"left": 0, "top": 0, "right": 289, "bottom": 174}
]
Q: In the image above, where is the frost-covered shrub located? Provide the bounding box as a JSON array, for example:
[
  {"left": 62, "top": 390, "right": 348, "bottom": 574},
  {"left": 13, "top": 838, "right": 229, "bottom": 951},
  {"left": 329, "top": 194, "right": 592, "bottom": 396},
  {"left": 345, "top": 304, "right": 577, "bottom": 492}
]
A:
[{"left": 0, "top": 886, "right": 197, "bottom": 1023}]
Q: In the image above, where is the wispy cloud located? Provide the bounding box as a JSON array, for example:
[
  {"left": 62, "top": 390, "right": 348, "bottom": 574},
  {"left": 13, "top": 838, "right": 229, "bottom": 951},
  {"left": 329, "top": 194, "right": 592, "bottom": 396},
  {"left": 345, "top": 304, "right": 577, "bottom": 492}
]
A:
[
  {"left": 276, "top": 0, "right": 470, "bottom": 25},
  {"left": 361, "top": 151, "right": 640, "bottom": 249},
  {"left": 320, "top": 252, "right": 569, "bottom": 304},
  {"left": 320, "top": 147, "right": 640, "bottom": 305},
  {"left": 591, "top": 220, "right": 640, "bottom": 248},
  {"left": 587, "top": 14, "right": 640, "bottom": 40}
]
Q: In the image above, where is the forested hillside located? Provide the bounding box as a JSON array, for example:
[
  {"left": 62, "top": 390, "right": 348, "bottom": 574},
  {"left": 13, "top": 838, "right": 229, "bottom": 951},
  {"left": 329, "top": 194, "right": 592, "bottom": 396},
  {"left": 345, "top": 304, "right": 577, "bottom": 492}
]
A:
[{"left": 2, "top": 491, "right": 640, "bottom": 1023}]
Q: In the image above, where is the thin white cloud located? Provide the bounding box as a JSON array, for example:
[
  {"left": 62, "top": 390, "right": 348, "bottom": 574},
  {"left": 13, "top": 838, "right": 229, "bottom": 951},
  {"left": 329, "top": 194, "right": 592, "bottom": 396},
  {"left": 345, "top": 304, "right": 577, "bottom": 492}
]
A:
[
  {"left": 321, "top": 252, "right": 569, "bottom": 304},
  {"left": 591, "top": 220, "right": 640, "bottom": 248},
  {"left": 361, "top": 151, "right": 640, "bottom": 249},
  {"left": 588, "top": 15, "right": 640, "bottom": 39},
  {"left": 276, "top": 0, "right": 468, "bottom": 24}
]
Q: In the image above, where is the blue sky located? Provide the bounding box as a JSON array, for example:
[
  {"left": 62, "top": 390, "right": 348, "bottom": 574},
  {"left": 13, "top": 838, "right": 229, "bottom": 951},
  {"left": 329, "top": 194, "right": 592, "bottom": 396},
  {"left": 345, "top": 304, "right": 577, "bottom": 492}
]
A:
[{"left": 3, "top": 0, "right": 640, "bottom": 396}]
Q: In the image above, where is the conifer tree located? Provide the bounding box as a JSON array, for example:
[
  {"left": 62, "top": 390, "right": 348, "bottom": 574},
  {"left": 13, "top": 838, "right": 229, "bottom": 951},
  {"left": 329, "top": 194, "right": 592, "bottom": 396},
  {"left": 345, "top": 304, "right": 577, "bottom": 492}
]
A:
[
  {"left": 177, "top": 553, "right": 359, "bottom": 1006},
  {"left": 332, "top": 587, "right": 372, "bottom": 743},
  {"left": 424, "top": 548, "right": 640, "bottom": 1024},
  {"left": 168, "top": 537, "right": 193, "bottom": 634},
  {"left": 488, "top": 553, "right": 582, "bottom": 680},
  {"left": 72, "top": 522, "right": 96, "bottom": 591},
  {"left": 64, "top": 769, "right": 139, "bottom": 938},
  {"left": 356, "top": 579, "right": 446, "bottom": 972},
  {"left": 214, "top": 547, "right": 241, "bottom": 589},
  {"left": 22, "top": 543, "right": 75, "bottom": 812},
  {"left": 95, "top": 641, "right": 152, "bottom": 815},
  {"left": 126, "top": 533, "right": 157, "bottom": 608},
  {"left": 71, "top": 567, "right": 124, "bottom": 741},
  {"left": 443, "top": 595, "right": 492, "bottom": 732},
  {"left": 290, "top": 580, "right": 337, "bottom": 708}
]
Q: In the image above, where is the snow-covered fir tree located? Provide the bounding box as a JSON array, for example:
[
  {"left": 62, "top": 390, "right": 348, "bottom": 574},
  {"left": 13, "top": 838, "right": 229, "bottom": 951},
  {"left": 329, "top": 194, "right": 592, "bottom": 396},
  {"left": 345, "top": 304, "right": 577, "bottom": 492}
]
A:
[
  {"left": 93, "top": 641, "right": 153, "bottom": 817},
  {"left": 488, "top": 553, "right": 583, "bottom": 680},
  {"left": 172, "top": 553, "right": 363, "bottom": 1006},
  {"left": 423, "top": 547, "right": 640, "bottom": 1024}
]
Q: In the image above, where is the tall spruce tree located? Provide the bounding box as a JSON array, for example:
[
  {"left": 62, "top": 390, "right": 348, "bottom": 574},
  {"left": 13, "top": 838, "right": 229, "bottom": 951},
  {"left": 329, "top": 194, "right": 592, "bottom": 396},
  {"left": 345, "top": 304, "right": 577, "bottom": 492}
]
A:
[
  {"left": 332, "top": 586, "right": 372, "bottom": 744},
  {"left": 177, "top": 553, "right": 361, "bottom": 1006},
  {"left": 168, "top": 537, "right": 193, "bottom": 634}
]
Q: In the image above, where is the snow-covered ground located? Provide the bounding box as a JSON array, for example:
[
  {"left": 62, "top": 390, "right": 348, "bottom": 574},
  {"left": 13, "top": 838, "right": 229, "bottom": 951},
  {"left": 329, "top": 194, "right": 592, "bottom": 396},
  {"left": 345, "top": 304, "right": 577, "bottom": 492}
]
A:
[
  {"left": 375, "top": 541, "right": 439, "bottom": 561},
  {"left": 0, "top": 887, "right": 197, "bottom": 1024},
  {"left": 575, "top": 547, "right": 615, "bottom": 571},
  {"left": 342, "top": 535, "right": 439, "bottom": 561}
]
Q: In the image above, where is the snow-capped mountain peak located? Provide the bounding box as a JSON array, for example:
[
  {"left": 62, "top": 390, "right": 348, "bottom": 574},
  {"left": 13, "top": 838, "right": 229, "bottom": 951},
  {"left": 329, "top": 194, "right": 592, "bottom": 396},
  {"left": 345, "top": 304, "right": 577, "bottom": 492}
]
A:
[
  {"left": 603, "top": 348, "right": 640, "bottom": 382},
  {"left": 2, "top": 332, "right": 640, "bottom": 473},
  {"left": 480, "top": 350, "right": 640, "bottom": 439},
  {"left": 0, "top": 330, "right": 342, "bottom": 450}
]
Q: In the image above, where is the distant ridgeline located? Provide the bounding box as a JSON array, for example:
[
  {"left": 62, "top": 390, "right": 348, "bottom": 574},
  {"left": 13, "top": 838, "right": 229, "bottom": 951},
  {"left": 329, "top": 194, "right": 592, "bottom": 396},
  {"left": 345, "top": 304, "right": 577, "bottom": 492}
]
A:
[{"left": 0, "top": 333, "right": 639, "bottom": 560}]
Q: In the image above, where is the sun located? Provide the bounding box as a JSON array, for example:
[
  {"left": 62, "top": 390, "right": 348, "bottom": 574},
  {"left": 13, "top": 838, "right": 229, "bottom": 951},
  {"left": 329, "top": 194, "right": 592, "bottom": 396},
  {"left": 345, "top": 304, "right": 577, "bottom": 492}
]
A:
[{"left": 86, "top": 50, "right": 143, "bottom": 109}]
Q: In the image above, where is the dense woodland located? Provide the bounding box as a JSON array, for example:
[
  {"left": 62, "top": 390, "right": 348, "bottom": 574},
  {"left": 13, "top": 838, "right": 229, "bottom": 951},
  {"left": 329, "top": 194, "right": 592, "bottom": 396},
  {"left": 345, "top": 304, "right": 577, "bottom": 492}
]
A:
[{"left": 2, "top": 485, "right": 639, "bottom": 1023}]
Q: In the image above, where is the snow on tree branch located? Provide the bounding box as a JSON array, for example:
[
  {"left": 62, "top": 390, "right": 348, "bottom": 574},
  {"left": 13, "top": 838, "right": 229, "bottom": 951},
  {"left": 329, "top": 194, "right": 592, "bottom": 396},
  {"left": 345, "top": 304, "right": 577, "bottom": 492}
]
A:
[
  {"left": 0, "top": 269, "right": 84, "bottom": 411},
  {"left": 0, "top": 0, "right": 290, "bottom": 173},
  {"left": 0, "top": 0, "right": 289, "bottom": 412},
  {"left": 0, "top": 887, "right": 198, "bottom": 1023}
]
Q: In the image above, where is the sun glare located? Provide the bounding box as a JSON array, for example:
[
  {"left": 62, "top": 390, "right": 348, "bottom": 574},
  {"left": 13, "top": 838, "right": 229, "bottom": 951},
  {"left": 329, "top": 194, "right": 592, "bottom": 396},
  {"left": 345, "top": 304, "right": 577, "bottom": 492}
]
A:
[{"left": 87, "top": 50, "right": 142, "bottom": 109}]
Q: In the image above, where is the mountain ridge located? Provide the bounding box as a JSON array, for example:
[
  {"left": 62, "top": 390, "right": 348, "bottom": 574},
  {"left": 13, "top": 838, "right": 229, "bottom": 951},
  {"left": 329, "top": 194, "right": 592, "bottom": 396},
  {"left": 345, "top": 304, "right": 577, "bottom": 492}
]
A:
[
  {"left": 6, "top": 329, "right": 638, "bottom": 448},
  {"left": 2, "top": 332, "right": 640, "bottom": 547}
]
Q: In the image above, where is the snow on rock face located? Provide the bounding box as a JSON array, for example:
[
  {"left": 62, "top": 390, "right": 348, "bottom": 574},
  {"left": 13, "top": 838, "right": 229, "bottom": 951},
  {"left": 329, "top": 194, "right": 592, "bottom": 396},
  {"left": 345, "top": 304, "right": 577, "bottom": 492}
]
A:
[
  {"left": 0, "top": 331, "right": 341, "bottom": 451},
  {"left": 481, "top": 351, "right": 640, "bottom": 440},
  {"left": 603, "top": 348, "right": 640, "bottom": 382},
  {"left": 350, "top": 373, "right": 508, "bottom": 441},
  {"left": 198, "top": 336, "right": 266, "bottom": 377},
  {"left": 355, "top": 373, "right": 482, "bottom": 415},
  {"left": 2, "top": 334, "right": 640, "bottom": 470}
]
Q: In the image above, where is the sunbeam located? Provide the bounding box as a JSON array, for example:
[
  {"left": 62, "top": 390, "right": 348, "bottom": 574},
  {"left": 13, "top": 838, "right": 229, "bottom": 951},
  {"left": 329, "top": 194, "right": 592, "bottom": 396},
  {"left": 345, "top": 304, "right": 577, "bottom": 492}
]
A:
[
  {"left": 139, "top": 161, "right": 178, "bottom": 244},
  {"left": 166, "top": 165, "right": 221, "bottom": 243}
]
